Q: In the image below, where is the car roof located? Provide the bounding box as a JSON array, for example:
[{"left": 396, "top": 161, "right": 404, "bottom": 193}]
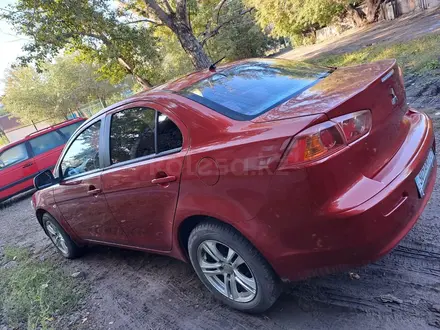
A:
[{"left": 0, "top": 117, "right": 86, "bottom": 153}]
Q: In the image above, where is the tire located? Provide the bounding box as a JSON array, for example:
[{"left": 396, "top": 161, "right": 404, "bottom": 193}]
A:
[
  {"left": 188, "top": 221, "right": 281, "bottom": 313},
  {"left": 42, "top": 213, "right": 84, "bottom": 259}
]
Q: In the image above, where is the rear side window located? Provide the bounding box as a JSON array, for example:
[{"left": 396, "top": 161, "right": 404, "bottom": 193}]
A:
[
  {"left": 157, "top": 113, "right": 183, "bottom": 153},
  {"left": 0, "top": 144, "right": 29, "bottom": 170},
  {"left": 180, "top": 59, "right": 330, "bottom": 120},
  {"left": 110, "top": 107, "right": 156, "bottom": 164},
  {"left": 29, "top": 131, "right": 65, "bottom": 156},
  {"left": 61, "top": 121, "right": 101, "bottom": 178},
  {"left": 110, "top": 107, "right": 183, "bottom": 165},
  {"left": 58, "top": 121, "right": 84, "bottom": 139}
]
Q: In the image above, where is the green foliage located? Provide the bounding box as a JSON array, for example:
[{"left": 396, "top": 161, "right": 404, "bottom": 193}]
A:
[
  {"left": 204, "top": 1, "right": 275, "bottom": 61},
  {"left": 0, "top": 247, "right": 85, "bottom": 329},
  {"left": 152, "top": 0, "right": 277, "bottom": 82},
  {"left": 3, "top": 55, "right": 126, "bottom": 123},
  {"left": 245, "top": 0, "right": 351, "bottom": 42},
  {"left": 1, "top": 0, "right": 160, "bottom": 86},
  {"left": 309, "top": 33, "right": 440, "bottom": 74}
]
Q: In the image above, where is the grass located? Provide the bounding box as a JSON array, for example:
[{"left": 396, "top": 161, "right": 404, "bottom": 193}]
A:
[
  {"left": 309, "top": 33, "right": 440, "bottom": 73},
  {"left": 0, "top": 246, "right": 85, "bottom": 330}
]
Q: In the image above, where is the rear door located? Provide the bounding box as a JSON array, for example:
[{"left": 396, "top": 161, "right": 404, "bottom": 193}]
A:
[
  {"left": 101, "top": 102, "right": 186, "bottom": 251},
  {"left": 0, "top": 143, "right": 38, "bottom": 200},
  {"left": 28, "top": 121, "right": 85, "bottom": 174}
]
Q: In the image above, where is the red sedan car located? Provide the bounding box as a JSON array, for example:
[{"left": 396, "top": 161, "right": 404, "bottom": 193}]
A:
[
  {"left": 32, "top": 58, "right": 436, "bottom": 313},
  {"left": 0, "top": 118, "right": 85, "bottom": 203}
]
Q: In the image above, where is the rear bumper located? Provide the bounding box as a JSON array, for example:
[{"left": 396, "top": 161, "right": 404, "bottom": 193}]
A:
[{"left": 264, "top": 110, "right": 436, "bottom": 280}]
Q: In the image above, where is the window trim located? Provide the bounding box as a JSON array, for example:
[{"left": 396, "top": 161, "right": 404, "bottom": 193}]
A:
[
  {"left": 101, "top": 101, "right": 187, "bottom": 170},
  {"left": 54, "top": 117, "right": 105, "bottom": 181},
  {"left": 56, "top": 120, "right": 86, "bottom": 141},
  {"left": 0, "top": 143, "right": 30, "bottom": 171}
]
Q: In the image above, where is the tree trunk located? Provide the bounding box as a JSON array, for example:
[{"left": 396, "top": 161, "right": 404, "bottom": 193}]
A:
[
  {"left": 117, "top": 57, "right": 152, "bottom": 89},
  {"left": 365, "top": 0, "right": 385, "bottom": 23},
  {"left": 346, "top": 5, "right": 366, "bottom": 27},
  {"left": 99, "top": 97, "right": 107, "bottom": 108},
  {"left": 171, "top": 21, "right": 212, "bottom": 70},
  {"left": 143, "top": 0, "right": 211, "bottom": 70}
]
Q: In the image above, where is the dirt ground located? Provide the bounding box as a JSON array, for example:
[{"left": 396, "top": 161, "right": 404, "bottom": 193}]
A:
[{"left": 2, "top": 15, "right": 440, "bottom": 330}]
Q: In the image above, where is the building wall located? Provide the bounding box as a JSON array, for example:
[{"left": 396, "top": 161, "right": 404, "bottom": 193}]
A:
[{"left": 4, "top": 121, "right": 52, "bottom": 143}]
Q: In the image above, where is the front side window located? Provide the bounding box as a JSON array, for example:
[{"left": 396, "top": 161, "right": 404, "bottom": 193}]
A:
[
  {"left": 110, "top": 107, "right": 156, "bottom": 164},
  {"left": 29, "top": 131, "right": 65, "bottom": 156},
  {"left": 58, "top": 121, "right": 84, "bottom": 139},
  {"left": 60, "top": 121, "right": 101, "bottom": 178},
  {"left": 0, "top": 144, "right": 29, "bottom": 170}
]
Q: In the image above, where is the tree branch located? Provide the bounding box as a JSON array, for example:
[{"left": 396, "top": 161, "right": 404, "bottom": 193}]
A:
[
  {"left": 200, "top": 7, "right": 254, "bottom": 45},
  {"left": 162, "top": 0, "right": 174, "bottom": 15},
  {"left": 214, "top": 0, "right": 227, "bottom": 24},
  {"left": 143, "top": 0, "right": 173, "bottom": 27},
  {"left": 175, "top": 0, "right": 189, "bottom": 24},
  {"left": 124, "top": 18, "right": 163, "bottom": 25}
]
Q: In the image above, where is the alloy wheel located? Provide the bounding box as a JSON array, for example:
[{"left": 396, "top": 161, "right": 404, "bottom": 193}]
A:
[
  {"left": 197, "top": 240, "right": 257, "bottom": 303},
  {"left": 46, "top": 222, "right": 69, "bottom": 255}
]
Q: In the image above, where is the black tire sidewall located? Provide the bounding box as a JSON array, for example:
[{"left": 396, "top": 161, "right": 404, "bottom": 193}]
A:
[
  {"left": 42, "top": 213, "right": 80, "bottom": 259},
  {"left": 188, "top": 222, "right": 280, "bottom": 313}
]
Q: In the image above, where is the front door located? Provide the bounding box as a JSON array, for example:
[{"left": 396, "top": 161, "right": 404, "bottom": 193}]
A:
[
  {"left": 101, "top": 105, "right": 186, "bottom": 251},
  {"left": 53, "top": 119, "right": 127, "bottom": 243},
  {"left": 0, "top": 142, "right": 38, "bottom": 200}
]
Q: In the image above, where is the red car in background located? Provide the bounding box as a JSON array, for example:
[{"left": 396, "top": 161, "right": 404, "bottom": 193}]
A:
[
  {"left": 0, "top": 118, "right": 85, "bottom": 202},
  {"left": 32, "top": 59, "right": 435, "bottom": 313}
]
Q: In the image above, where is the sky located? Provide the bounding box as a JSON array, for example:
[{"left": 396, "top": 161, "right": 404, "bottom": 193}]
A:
[{"left": 0, "top": 0, "right": 27, "bottom": 94}]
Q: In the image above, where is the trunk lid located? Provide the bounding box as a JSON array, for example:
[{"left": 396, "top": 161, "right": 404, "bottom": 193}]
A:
[
  {"left": 252, "top": 59, "right": 404, "bottom": 123},
  {"left": 258, "top": 59, "right": 409, "bottom": 179}
]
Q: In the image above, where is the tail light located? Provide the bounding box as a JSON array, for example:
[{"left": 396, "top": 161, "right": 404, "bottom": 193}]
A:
[
  {"left": 279, "top": 110, "right": 372, "bottom": 169},
  {"left": 333, "top": 110, "right": 372, "bottom": 144}
]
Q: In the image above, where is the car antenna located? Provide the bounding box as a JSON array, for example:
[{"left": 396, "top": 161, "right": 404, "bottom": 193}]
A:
[{"left": 209, "top": 56, "right": 225, "bottom": 72}]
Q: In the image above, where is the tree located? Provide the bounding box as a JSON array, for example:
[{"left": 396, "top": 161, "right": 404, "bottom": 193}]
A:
[
  {"left": 0, "top": 0, "right": 160, "bottom": 88},
  {"left": 122, "top": 0, "right": 255, "bottom": 69},
  {"left": 245, "top": 0, "right": 353, "bottom": 42},
  {"left": 151, "top": 0, "right": 274, "bottom": 82},
  {"left": 3, "top": 56, "right": 123, "bottom": 123},
  {"left": 365, "top": 0, "right": 385, "bottom": 23}
]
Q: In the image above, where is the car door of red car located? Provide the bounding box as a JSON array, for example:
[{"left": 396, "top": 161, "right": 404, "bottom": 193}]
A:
[
  {"left": 52, "top": 118, "right": 128, "bottom": 243},
  {"left": 28, "top": 130, "right": 67, "bottom": 173},
  {"left": 100, "top": 102, "right": 187, "bottom": 251},
  {"left": 29, "top": 120, "right": 86, "bottom": 173},
  {"left": 0, "top": 142, "right": 38, "bottom": 200}
]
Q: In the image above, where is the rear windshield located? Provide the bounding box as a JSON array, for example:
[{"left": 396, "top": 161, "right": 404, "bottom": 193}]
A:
[{"left": 180, "top": 59, "right": 331, "bottom": 120}]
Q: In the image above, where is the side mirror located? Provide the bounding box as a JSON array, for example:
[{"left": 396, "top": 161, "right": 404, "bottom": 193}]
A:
[{"left": 34, "top": 169, "right": 57, "bottom": 190}]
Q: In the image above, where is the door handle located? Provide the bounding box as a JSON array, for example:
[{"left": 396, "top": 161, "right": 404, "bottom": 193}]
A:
[
  {"left": 22, "top": 162, "right": 34, "bottom": 168},
  {"left": 151, "top": 175, "right": 177, "bottom": 185},
  {"left": 87, "top": 186, "right": 102, "bottom": 195}
]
